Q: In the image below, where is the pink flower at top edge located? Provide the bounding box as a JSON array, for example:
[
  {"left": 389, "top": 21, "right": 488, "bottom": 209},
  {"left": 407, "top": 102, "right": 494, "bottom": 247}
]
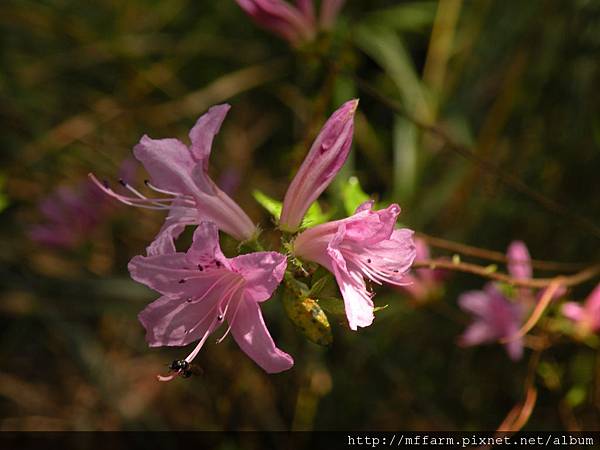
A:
[
  {"left": 293, "top": 201, "right": 416, "bottom": 330},
  {"left": 90, "top": 104, "right": 257, "bottom": 255},
  {"left": 280, "top": 99, "right": 358, "bottom": 232},
  {"left": 236, "top": 0, "right": 346, "bottom": 46},
  {"left": 129, "top": 221, "right": 293, "bottom": 377}
]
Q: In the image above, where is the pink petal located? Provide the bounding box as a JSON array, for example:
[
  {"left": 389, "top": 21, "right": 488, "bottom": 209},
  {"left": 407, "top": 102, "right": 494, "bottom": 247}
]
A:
[
  {"left": 328, "top": 226, "right": 374, "bottom": 330},
  {"left": 188, "top": 104, "right": 230, "bottom": 171},
  {"left": 185, "top": 222, "right": 229, "bottom": 268},
  {"left": 138, "top": 294, "right": 221, "bottom": 347},
  {"left": 230, "top": 299, "right": 294, "bottom": 373},
  {"left": 504, "top": 326, "right": 524, "bottom": 361},
  {"left": 147, "top": 198, "right": 199, "bottom": 256},
  {"left": 507, "top": 240, "right": 532, "bottom": 280},
  {"left": 458, "top": 290, "right": 492, "bottom": 318},
  {"left": 562, "top": 302, "right": 584, "bottom": 322},
  {"left": 280, "top": 99, "right": 358, "bottom": 232},
  {"left": 133, "top": 135, "right": 197, "bottom": 196},
  {"left": 459, "top": 322, "right": 497, "bottom": 347},
  {"left": 230, "top": 252, "right": 287, "bottom": 302}
]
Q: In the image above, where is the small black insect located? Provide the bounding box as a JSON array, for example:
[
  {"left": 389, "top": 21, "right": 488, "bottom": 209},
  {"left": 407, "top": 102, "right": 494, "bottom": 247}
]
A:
[
  {"left": 168, "top": 359, "right": 204, "bottom": 379},
  {"left": 169, "top": 359, "right": 190, "bottom": 372}
]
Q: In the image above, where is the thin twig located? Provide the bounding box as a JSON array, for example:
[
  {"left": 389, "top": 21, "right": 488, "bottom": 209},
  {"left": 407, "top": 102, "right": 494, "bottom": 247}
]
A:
[
  {"left": 352, "top": 75, "right": 600, "bottom": 240},
  {"left": 416, "top": 232, "right": 588, "bottom": 272},
  {"left": 502, "top": 280, "right": 562, "bottom": 343},
  {"left": 412, "top": 258, "right": 600, "bottom": 288}
]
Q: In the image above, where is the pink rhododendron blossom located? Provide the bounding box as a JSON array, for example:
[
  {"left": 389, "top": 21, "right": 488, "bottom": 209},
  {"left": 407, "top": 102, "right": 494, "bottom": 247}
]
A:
[
  {"left": 397, "top": 238, "right": 446, "bottom": 301},
  {"left": 562, "top": 284, "right": 600, "bottom": 334},
  {"left": 90, "top": 104, "right": 257, "bottom": 254},
  {"left": 236, "top": 0, "right": 345, "bottom": 46},
  {"left": 236, "top": 0, "right": 316, "bottom": 45},
  {"left": 293, "top": 201, "right": 416, "bottom": 330},
  {"left": 458, "top": 240, "right": 566, "bottom": 360},
  {"left": 129, "top": 222, "right": 293, "bottom": 378},
  {"left": 458, "top": 283, "right": 524, "bottom": 361},
  {"left": 280, "top": 99, "right": 358, "bottom": 232}
]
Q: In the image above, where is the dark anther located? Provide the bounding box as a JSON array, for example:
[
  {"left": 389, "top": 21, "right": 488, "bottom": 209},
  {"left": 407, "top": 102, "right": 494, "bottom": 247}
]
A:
[
  {"left": 102, "top": 179, "right": 110, "bottom": 188},
  {"left": 217, "top": 314, "right": 224, "bottom": 321},
  {"left": 179, "top": 279, "right": 186, "bottom": 284},
  {"left": 198, "top": 264, "right": 204, "bottom": 271},
  {"left": 216, "top": 261, "right": 222, "bottom": 267},
  {"left": 367, "top": 258, "right": 372, "bottom": 263},
  {"left": 144, "top": 179, "right": 150, "bottom": 185},
  {"left": 393, "top": 269, "right": 399, "bottom": 273},
  {"left": 118, "top": 178, "right": 127, "bottom": 186},
  {"left": 181, "top": 369, "right": 193, "bottom": 378}
]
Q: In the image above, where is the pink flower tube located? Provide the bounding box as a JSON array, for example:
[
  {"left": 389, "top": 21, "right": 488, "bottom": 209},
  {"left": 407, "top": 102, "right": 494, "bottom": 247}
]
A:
[
  {"left": 280, "top": 99, "right": 358, "bottom": 232},
  {"left": 293, "top": 201, "right": 416, "bottom": 330},
  {"left": 129, "top": 222, "right": 293, "bottom": 378}
]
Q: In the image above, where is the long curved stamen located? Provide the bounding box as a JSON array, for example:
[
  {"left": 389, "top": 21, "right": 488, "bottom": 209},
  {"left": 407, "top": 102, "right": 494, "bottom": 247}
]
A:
[
  {"left": 119, "top": 179, "right": 174, "bottom": 206},
  {"left": 144, "top": 180, "right": 181, "bottom": 196},
  {"left": 89, "top": 174, "right": 170, "bottom": 210},
  {"left": 215, "top": 289, "right": 245, "bottom": 344},
  {"left": 183, "top": 275, "right": 242, "bottom": 336}
]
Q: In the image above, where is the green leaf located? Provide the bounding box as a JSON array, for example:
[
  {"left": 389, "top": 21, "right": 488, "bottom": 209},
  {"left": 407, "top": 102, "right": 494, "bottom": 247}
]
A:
[
  {"left": 253, "top": 189, "right": 329, "bottom": 227},
  {"left": 301, "top": 201, "right": 331, "bottom": 228},
  {"left": 317, "top": 297, "right": 346, "bottom": 316},
  {"left": 341, "top": 176, "right": 370, "bottom": 216},
  {"left": 252, "top": 189, "right": 282, "bottom": 220}
]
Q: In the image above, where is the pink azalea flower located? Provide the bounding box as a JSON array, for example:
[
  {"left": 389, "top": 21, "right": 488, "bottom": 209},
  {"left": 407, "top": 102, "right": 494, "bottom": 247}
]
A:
[
  {"left": 292, "top": 201, "right": 416, "bottom": 330},
  {"left": 129, "top": 222, "right": 293, "bottom": 377},
  {"left": 236, "top": 0, "right": 345, "bottom": 46},
  {"left": 397, "top": 238, "right": 446, "bottom": 301},
  {"left": 458, "top": 240, "right": 565, "bottom": 361},
  {"left": 280, "top": 99, "right": 358, "bottom": 232},
  {"left": 90, "top": 104, "right": 257, "bottom": 255},
  {"left": 458, "top": 283, "right": 524, "bottom": 361},
  {"left": 562, "top": 284, "right": 600, "bottom": 334}
]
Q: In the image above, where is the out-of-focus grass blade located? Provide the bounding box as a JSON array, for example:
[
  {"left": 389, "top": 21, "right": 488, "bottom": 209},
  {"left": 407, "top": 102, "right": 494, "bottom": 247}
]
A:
[
  {"left": 393, "top": 117, "right": 418, "bottom": 203},
  {"left": 363, "top": 1, "right": 438, "bottom": 33}
]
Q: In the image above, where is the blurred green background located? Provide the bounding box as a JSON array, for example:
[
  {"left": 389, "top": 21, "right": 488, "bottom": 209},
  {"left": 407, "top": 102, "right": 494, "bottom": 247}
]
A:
[{"left": 1, "top": 0, "right": 599, "bottom": 433}]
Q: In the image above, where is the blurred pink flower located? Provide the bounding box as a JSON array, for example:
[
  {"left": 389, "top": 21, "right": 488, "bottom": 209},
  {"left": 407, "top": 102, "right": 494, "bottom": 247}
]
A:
[
  {"left": 397, "top": 238, "right": 446, "bottom": 301},
  {"left": 129, "top": 222, "right": 293, "bottom": 377},
  {"left": 293, "top": 201, "right": 416, "bottom": 330},
  {"left": 91, "top": 104, "right": 257, "bottom": 254},
  {"left": 29, "top": 160, "right": 136, "bottom": 249},
  {"left": 29, "top": 181, "right": 109, "bottom": 249},
  {"left": 458, "top": 240, "right": 565, "bottom": 360},
  {"left": 458, "top": 283, "right": 524, "bottom": 361},
  {"left": 280, "top": 99, "right": 358, "bottom": 232},
  {"left": 562, "top": 284, "right": 600, "bottom": 334},
  {"left": 236, "top": 0, "right": 345, "bottom": 46}
]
